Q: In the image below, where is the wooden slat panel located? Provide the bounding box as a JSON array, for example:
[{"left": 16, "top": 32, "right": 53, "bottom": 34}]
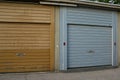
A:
[
  {"left": 0, "top": 2, "right": 53, "bottom": 23},
  {"left": 0, "top": 23, "right": 50, "bottom": 50},
  {"left": 0, "top": 56, "right": 49, "bottom": 59},
  {"left": 0, "top": 49, "right": 50, "bottom": 57},
  {"left": 0, "top": 47, "right": 50, "bottom": 50},
  {"left": 0, "top": 49, "right": 50, "bottom": 52},
  {"left": 0, "top": 23, "right": 50, "bottom": 28},
  {"left": 0, "top": 64, "right": 50, "bottom": 72},
  {"left": 0, "top": 65, "right": 50, "bottom": 69},
  {"left": 0, "top": 60, "right": 50, "bottom": 63},
  {"left": 0, "top": 2, "right": 55, "bottom": 72},
  {"left": 0, "top": 23, "right": 51, "bottom": 72},
  {"left": 0, "top": 66, "right": 50, "bottom": 72}
]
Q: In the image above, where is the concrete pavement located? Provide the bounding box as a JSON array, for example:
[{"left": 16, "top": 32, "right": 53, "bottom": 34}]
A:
[{"left": 0, "top": 67, "right": 120, "bottom": 80}]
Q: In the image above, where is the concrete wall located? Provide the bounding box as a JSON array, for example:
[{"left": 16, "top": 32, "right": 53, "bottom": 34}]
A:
[
  {"left": 118, "top": 12, "right": 120, "bottom": 65},
  {"left": 55, "top": 6, "right": 60, "bottom": 71}
]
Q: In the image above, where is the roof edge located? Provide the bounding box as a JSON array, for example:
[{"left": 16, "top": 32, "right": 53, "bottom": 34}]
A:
[{"left": 40, "top": 0, "right": 120, "bottom": 11}]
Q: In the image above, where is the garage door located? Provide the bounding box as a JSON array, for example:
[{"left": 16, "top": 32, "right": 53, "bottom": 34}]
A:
[
  {"left": 67, "top": 25, "right": 112, "bottom": 68},
  {"left": 60, "top": 7, "right": 117, "bottom": 70},
  {"left": 0, "top": 2, "right": 54, "bottom": 72}
]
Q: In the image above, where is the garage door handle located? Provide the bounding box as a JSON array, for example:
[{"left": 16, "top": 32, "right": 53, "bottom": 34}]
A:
[
  {"left": 63, "top": 42, "right": 66, "bottom": 46},
  {"left": 16, "top": 53, "right": 25, "bottom": 56},
  {"left": 88, "top": 50, "right": 95, "bottom": 53}
]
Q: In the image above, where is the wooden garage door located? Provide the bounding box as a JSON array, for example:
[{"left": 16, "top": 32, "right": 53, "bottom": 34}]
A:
[{"left": 0, "top": 2, "right": 54, "bottom": 72}]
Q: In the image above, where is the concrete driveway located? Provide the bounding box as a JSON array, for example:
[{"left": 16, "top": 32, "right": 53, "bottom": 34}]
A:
[{"left": 0, "top": 67, "right": 120, "bottom": 80}]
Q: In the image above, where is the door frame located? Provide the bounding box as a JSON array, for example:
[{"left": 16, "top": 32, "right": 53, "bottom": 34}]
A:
[{"left": 60, "top": 7, "right": 118, "bottom": 71}]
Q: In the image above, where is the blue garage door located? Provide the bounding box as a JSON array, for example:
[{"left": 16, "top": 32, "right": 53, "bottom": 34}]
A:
[{"left": 67, "top": 25, "right": 112, "bottom": 68}]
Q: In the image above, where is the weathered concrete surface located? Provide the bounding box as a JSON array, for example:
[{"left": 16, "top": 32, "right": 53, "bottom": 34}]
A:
[{"left": 0, "top": 68, "right": 120, "bottom": 80}]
